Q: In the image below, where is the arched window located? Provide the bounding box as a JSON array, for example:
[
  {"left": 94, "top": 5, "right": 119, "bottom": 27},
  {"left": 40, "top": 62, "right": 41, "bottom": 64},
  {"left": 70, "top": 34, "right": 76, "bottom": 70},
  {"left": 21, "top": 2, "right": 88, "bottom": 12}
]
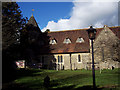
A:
[
  {"left": 78, "top": 55, "right": 81, "bottom": 62},
  {"left": 58, "top": 55, "right": 63, "bottom": 63}
]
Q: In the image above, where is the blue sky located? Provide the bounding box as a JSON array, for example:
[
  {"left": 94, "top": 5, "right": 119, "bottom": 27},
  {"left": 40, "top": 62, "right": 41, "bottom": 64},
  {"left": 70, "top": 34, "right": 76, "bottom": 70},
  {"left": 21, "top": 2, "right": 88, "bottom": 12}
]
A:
[
  {"left": 17, "top": 2, "right": 73, "bottom": 30},
  {"left": 17, "top": 1, "right": 118, "bottom": 32}
]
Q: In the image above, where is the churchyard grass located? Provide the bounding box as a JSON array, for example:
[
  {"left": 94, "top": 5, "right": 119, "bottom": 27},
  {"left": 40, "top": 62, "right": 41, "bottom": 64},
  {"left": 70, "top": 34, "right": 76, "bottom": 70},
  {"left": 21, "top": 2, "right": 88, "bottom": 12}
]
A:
[{"left": 3, "top": 68, "right": 120, "bottom": 90}]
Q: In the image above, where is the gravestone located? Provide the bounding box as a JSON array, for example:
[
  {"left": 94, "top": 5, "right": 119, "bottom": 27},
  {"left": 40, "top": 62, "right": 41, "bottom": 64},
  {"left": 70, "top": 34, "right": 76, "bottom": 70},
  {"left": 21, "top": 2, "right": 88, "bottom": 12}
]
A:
[{"left": 44, "top": 75, "right": 50, "bottom": 88}]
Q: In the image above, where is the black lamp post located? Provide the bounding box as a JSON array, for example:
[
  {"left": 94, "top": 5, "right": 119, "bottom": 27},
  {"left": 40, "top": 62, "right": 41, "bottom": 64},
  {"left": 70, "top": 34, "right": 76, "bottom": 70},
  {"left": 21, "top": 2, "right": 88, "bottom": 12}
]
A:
[{"left": 86, "top": 26, "right": 97, "bottom": 88}]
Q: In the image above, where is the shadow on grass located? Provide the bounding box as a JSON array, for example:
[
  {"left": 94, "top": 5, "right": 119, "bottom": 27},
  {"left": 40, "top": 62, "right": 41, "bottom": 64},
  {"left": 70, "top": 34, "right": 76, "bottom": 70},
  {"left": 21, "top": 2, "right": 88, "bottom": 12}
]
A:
[
  {"left": 15, "top": 69, "right": 42, "bottom": 78},
  {"left": 2, "top": 82, "right": 32, "bottom": 90},
  {"left": 49, "top": 73, "right": 90, "bottom": 88},
  {"left": 2, "top": 69, "right": 120, "bottom": 90},
  {"left": 48, "top": 75, "right": 103, "bottom": 90},
  {"left": 76, "top": 85, "right": 103, "bottom": 90},
  {"left": 3, "top": 68, "right": 42, "bottom": 84},
  {"left": 48, "top": 85, "right": 103, "bottom": 90},
  {"left": 2, "top": 69, "right": 42, "bottom": 90}
]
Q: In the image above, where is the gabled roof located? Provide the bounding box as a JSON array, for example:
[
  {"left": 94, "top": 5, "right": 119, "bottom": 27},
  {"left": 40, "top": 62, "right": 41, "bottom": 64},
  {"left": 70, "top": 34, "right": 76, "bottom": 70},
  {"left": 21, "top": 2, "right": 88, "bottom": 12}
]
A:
[
  {"left": 27, "top": 15, "right": 39, "bottom": 27},
  {"left": 47, "top": 26, "right": 120, "bottom": 54},
  {"left": 95, "top": 26, "right": 120, "bottom": 40}
]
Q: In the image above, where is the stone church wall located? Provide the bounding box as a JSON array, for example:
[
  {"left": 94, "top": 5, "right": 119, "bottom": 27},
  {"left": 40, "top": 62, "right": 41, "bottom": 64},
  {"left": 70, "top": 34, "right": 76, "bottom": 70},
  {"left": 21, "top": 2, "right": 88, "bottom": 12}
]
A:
[
  {"left": 93, "top": 26, "right": 120, "bottom": 69},
  {"left": 41, "top": 53, "right": 90, "bottom": 70}
]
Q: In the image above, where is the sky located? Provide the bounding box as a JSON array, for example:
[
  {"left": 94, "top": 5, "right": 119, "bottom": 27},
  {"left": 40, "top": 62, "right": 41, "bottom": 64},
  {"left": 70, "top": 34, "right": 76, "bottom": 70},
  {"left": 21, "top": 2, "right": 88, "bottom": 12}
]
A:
[{"left": 17, "top": 0, "right": 119, "bottom": 32}]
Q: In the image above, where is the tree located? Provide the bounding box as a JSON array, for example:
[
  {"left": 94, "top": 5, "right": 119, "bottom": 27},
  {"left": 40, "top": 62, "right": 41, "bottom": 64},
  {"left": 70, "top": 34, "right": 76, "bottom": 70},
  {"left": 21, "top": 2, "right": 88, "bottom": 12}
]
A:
[
  {"left": 45, "top": 29, "right": 50, "bottom": 33},
  {"left": 2, "top": 2, "right": 26, "bottom": 50},
  {"left": 2, "top": 2, "right": 27, "bottom": 83}
]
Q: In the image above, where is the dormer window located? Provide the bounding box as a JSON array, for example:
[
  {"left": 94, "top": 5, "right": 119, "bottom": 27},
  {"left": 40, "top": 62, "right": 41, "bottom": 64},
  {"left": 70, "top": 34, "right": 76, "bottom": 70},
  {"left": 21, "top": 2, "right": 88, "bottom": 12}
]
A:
[
  {"left": 50, "top": 39, "right": 57, "bottom": 45},
  {"left": 63, "top": 38, "right": 71, "bottom": 44},
  {"left": 76, "top": 37, "right": 84, "bottom": 43}
]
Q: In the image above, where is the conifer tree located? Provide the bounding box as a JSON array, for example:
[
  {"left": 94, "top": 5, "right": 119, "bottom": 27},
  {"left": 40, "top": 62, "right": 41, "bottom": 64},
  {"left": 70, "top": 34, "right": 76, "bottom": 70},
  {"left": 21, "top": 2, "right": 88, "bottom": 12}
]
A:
[
  {"left": 2, "top": 2, "right": 27, "bottom": 83},
  {"left": 2, "top": 2, "right": 26, "bottom": 50}
]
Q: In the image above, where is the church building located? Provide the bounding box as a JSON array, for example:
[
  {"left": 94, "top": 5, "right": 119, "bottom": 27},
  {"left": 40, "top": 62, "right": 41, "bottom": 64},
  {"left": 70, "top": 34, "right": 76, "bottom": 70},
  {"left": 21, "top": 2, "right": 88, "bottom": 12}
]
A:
[{"left": 22, "top": 15, "right": 120, "bottom": 70}]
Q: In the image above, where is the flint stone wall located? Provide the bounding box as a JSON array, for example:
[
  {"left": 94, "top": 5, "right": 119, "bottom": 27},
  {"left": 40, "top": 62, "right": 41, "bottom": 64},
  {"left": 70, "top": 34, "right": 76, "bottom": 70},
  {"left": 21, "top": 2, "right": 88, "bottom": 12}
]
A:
[{"left": 93, "top": 26, "right": 120, "bottom": 69}]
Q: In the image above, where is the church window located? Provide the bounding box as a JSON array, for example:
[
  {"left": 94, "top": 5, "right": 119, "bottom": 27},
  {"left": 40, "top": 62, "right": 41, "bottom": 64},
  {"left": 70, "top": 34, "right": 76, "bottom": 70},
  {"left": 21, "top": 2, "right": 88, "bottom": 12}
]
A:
[
  {"left": 58, "top": 56, "right": 60, "bottom": 63},
  {"left": 61, "top": 55, "right": 63, "bottom": 62},
  {"left": 76, "top": 37, "right": 84, "bottom": 43},
  {"left": 58, "top": 55, "right": 63, "bottom": 63},
  {"left": 63, "top": 38, "right": 71, "bottom": 44},
  {"left": 78, "top": 55, "right": 81, "bottom": 63}
]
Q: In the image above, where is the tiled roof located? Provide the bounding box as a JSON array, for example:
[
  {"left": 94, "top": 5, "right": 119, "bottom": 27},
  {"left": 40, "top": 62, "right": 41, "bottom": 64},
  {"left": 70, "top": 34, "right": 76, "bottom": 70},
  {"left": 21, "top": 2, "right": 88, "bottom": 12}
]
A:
[
  {"left": 27, "top": 15, "right": 39, "bottom": 27},
  {"left": 48, "top": 29, "right": 90, "bottom": 53},
  {"left": 47, "top": 26, "right": 120, "bottom": 54},
  {"left": 109, "top": 26, "right": 120, "bottom": 39},
  {"left": 27, "top": 15, "right": 41, "bottom": 33}
]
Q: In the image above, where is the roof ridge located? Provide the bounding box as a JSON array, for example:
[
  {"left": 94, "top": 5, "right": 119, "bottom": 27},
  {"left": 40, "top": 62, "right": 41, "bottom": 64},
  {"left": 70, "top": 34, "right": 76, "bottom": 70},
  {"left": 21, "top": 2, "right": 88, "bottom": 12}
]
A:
[
  {"left": 48, "top": 26, "right": 120, "bottom": 33},
  {"left": 48, "top": 28, "right": 88, "bottom": 33},
  {"left": 109, "top": 25, "right": 120, "bottom": 28}
]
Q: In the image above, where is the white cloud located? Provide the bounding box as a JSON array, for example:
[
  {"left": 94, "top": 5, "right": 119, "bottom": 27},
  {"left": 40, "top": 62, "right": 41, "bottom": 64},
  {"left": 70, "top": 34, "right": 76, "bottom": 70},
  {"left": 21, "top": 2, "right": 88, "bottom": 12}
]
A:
[{"left": 42, "top": 1, "right": 118, "bottom": 32}]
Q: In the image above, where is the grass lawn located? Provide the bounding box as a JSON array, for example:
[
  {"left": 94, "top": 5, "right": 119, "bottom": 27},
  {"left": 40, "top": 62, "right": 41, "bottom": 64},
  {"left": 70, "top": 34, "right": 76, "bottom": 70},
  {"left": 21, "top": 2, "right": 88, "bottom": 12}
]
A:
[{"left": 2, "top": 68, "right": 120, "bottom": 90}]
